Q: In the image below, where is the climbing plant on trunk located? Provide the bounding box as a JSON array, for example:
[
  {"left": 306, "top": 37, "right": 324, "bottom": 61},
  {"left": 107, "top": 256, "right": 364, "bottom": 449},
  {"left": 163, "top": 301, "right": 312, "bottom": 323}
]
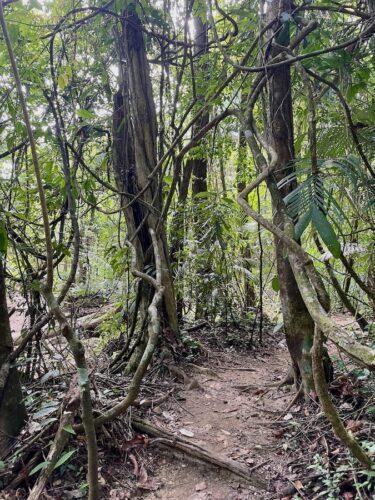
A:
[
  {"left": 112, "top": 7, "right": 179, "bottom": 371},
  {"left": 263, "top": 0, "right": 318, "bottom": 393}
]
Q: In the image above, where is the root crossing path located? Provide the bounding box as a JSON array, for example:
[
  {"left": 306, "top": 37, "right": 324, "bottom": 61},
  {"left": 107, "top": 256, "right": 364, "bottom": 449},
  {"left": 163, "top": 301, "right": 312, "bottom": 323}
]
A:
[{"left": 142, "top": 340, "right": 297, "bottom": 499}]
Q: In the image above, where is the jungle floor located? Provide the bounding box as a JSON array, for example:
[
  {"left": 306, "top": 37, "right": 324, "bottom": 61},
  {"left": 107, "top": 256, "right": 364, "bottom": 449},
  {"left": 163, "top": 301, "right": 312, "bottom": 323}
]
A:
[
  {"left": 139, "top": 336, "right": 295, "bottom": 500},
  {"left": 4, "top": 315, "right": 374, "bottom": 499}
]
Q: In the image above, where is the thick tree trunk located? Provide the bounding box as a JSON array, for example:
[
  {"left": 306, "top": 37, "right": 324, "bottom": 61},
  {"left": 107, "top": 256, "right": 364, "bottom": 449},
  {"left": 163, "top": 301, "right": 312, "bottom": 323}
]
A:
[
  {"left": 266, "top": 0, "right": 316, "bottom": 393},
  {"left": 0, "top": 260, "right": 27, "bottom": 457},
  {"left": 112, "top": 7, "right": 178, "bottom": 370},
  {"left": 190, "top": 18, "right": 211, "bottom": 320}
]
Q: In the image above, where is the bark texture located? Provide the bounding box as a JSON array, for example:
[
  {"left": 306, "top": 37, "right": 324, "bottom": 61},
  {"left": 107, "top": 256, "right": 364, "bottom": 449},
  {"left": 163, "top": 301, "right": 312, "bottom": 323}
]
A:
[
  {"left": 0, "top": 260, "right": 26, "bottom": 457},
  {"left": 112, "top": 7, "right": 178, "bottom": 353},
  {"left": 266, "top": 0, "right": 316, "bottom": 392}
]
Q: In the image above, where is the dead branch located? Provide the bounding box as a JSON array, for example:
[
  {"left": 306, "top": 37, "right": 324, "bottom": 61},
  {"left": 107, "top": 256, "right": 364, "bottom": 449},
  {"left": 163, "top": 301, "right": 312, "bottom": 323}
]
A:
[{"left": 131, "top": 417, "right": 267, "bottom": 490}]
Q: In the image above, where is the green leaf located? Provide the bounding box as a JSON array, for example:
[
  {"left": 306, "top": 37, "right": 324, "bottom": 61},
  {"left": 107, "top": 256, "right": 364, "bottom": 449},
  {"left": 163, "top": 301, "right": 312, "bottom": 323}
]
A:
[
  {"left": 271, "top": 275, "right": 280, "bottom": 292},
  {"left": 0, "top": 222, "right": 8, "bottom": 255},
  {"left": 77, "top": 109, "right": 95, "bottom": 120},
  {"left": 294, "top": 210, "right": 311, "bottom": 240},
  {"left": 53, "top": 449, "right": 76, "bottom": 470},
  {"left": 57, "top": 74, "right": 68, "bottom": 90},
  {"left": 311, "top": 205, "right": 341, "bottom": 258},
  {"left": 0, "top": 460, "right": 5, "bottom": 471},
  {"left": 63, "top": 424, "right": 76, "bottom": 435},
  {"left": 30, "top": 461, "right": 50, "bottom": 475}
]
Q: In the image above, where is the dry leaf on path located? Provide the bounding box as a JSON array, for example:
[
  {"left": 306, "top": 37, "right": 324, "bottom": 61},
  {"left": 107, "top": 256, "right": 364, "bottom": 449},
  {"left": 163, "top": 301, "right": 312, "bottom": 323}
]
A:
[
  {"left": 195, "top": 481, "right": 207, "bottom": 491},
  {"left": 179, "top": 428, "right": 195, "bottom": 437}
]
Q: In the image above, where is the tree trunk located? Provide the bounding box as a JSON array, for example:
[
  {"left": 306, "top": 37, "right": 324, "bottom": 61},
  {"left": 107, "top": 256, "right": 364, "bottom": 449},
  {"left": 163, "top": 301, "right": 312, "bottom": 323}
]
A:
[
  {"left": 112, "top": 7, "right": 178, "bottom": 369},
  {"left": 169, "top": 17, "right": 210, "bottom": 320},
  {"left": 190, "top": 18, "right": 211, "bottom": 320},
  {"left": 0, "top": 260, "right": 27, "bottom": 457},
  {"left": 237, "top": 125, "right": 256, "bottom": 314},
  {"left": 265, "top": 0, "right": 316, "bottom": 393}
]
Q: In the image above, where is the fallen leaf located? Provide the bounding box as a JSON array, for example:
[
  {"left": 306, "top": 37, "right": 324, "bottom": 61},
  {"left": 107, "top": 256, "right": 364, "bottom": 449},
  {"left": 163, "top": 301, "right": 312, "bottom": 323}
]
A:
[
  {"left": 346, "top": 419, "right": 362, "bottom": 432},
  {"left": 162, "top": 411, "right": 173, "bottom": 422},
  {"left": 137, "top": 478, "right": 158, "bottom": 491},
  {"left": 293, "top": 480, "right": 303, "bottom": 490},
  {"left": 122, "top": 435, "right": 148, "bottom": 451},
  {"left": 283, "top": 413, "right": 293, "bottom": 421},
  {"left": 341, "top": 402, "right": 352, "bottom": 410},
  {"left": 195, "top": 481, "right": 207, "bottom": 491},
  {"left": 138, "top": 464, "right": 148, "bottom": 484},
  {"left": 128, "top": 453, "right": 139, "bottom": 477},
  {"left": 109, "top": 489, "right": 130, "bottom": 499},
  {"left": 179, "top": 428, "right": 194, "bottom": 437}
]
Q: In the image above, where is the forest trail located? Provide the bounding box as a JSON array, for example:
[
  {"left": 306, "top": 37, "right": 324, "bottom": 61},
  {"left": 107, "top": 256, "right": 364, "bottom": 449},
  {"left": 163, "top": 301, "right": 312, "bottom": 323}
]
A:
[{"left": 142, "top": 339, "right": 295, "bottom": 500}]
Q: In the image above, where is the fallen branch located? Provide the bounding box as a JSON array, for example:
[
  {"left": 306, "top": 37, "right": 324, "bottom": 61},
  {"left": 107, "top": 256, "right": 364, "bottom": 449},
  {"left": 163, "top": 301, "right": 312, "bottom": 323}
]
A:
[
  {"left": 76, "top": 304, "right": 121, "bottom": 332},
  {"left": 131, "top": 417, "right": 267, "bottom": 490}
]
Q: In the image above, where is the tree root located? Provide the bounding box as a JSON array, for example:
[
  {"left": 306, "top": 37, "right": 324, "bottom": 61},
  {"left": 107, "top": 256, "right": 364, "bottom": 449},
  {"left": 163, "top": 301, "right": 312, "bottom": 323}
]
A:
[
  {"left": 133, "top": 389, "right": 174, "bottom": 408},
  {"left": 187, "top": 363, "right": 220, "bottom": 378},
  {"left": 167, "top": 364, "right": 201, "bottom": 390},
  {"left": 266, "top": 367, "right": 295, "bottom": 388},
  {"left": 131, "top": 417, "right": 267, "bottom": 490}
]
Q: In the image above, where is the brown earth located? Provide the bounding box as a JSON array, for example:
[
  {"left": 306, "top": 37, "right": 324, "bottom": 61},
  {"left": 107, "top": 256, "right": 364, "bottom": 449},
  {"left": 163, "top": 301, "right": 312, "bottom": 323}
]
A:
[{"left": 135, "top": 339, "right": 299, "bottom": 500}]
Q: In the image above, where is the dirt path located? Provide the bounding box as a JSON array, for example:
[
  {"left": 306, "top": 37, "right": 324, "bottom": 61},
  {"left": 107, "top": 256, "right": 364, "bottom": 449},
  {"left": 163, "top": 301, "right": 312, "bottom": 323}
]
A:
[{"left": 142, "top": 340, "right": 296, "bottom": 499}]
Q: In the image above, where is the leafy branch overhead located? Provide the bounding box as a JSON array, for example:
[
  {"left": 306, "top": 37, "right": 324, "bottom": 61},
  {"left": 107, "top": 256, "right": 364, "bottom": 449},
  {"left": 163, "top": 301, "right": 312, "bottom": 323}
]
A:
[{"left": 0, "top": 0, "right": 374, "bottom": 498}]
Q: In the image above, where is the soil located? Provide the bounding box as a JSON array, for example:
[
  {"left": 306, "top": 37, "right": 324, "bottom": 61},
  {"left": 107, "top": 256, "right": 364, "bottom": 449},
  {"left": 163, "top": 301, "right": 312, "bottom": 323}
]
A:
[
  {"left": 5, "top": 312, "right": 373, "bottom": 499},
  {"left": 132, "top": 338, "right": 298, "bottom": 499}
]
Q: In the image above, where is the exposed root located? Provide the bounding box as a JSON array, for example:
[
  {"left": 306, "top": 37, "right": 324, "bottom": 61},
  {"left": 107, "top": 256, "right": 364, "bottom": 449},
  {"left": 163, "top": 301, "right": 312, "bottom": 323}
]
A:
[
  {"left": 167, "top": 364, "right": 201, "bottom": 390},
  {"left": 187, "top": 363, "right": 220, "bottom": 378},
  {"left": 266, "top": 366, "right": 295, "bottom": 388},
  {"left": 131, "top": 417, "right": 267, "bottom": 490},
  {"left": 133, "top": 389, "right": 174, "bottom": 408}
]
